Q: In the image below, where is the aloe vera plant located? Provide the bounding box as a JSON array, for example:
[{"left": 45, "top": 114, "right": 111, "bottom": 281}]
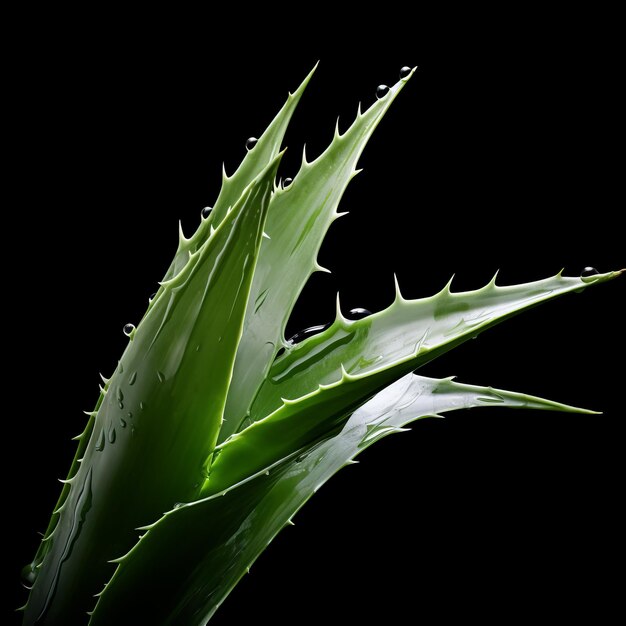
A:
[{"left": 20, "top": 64, "right": 622, "bottom": 625}]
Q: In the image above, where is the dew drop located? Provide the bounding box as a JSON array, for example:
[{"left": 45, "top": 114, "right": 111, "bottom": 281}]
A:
[
  {"left": 283, "top": 177, "right": 293, "bottom": 187},
  {"left": 117, "top": 388, "right": 124, "bottom": 402},
  {"left": 400, "top": 66, "right": 412, "bottom": 79},
  {"left": 246, "top": 137, "right": 258, "bottom": 151},
  {"left": 195, "top": 344, "right": 201, "bottom": 352},
  {"left": 131, "top": 425, "right": 136, "bottom": 436},
  {"left": 201, "top": 206, "right": 212, "bottom": 219},
  {"left": 140, "top": 402, "right": 145, "bottom": 411},
  {"left": 119, "top": 417, "right": 127, "bottom": 428},
  {"left": 580, "top": 266, "right": 599, "bottom": 282},
  {"left": 95, "top": 429, "right": 105, "bottom": 451},
  {"left": 581, "top": 266, "right": 598, "bottom": 277},
  {"left": 173, "top": 502, "right": 183, "bottom": 509},
  {"left": 348, "top": 307, "right": 372, "bottom": 320},
  {"left": 21, "top": 563, "right": 37, "bottom": 588},
  {"left": 118, "top": 401, "right": 124, "bottom": 410},
  {"left": 288, "top": 323, "right": 330, "bottom": 344},
  {"left": 127, "top": 411, "right": 133, "bottom": 419},
  {"left": 128, "top": 371, "right": 137, "bottom": 386},
  {"left": 157, "top": 371, "right": 165, "bottom": 383},
  {"left": 376, "top": 84, "right": 389, "bottom": 99},
  {"left": 118, "top": 361, "right": 123, "bottom": 373},
  {"left": 108, "top": 426, "right": 116, "bottom": 444},
  {"left": 123, "top": 323, "right": 135, "bottom": 337},
  {"left": 149, "top": 292, "right": 157, "bottom": 303}
]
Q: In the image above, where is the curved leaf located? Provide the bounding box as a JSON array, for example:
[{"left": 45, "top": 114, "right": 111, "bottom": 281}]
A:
[
  {"left": 219, "top": 68, "right": 417, "bottom": 442},
  {"left": 162, "top": 66, "right": 316, "bottom": 284},
  {"left": 22, "top": 157, "right": 281, "bottom": 626},
  {"left": 207, "top": 270, "right": 620, "bottom": 492},
  {"left": 89, "top": 374, "right": 591, "bottom": 626}
]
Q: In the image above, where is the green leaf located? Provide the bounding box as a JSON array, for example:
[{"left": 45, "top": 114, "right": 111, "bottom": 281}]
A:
[
  {"left": 206, "top": 269, "right": 620, "bottom": 493},
  {"left": 89, "top": 374, "right": 591, "bottom": 626},
  {"left": 22, "top": 157, "right": 281, "bottom": 625},
  {"left": 162, "top": 65, "right": 316, "bottom": 284},
  {"left": 219, "top": 68, "right": 418, "bottom": 443}
]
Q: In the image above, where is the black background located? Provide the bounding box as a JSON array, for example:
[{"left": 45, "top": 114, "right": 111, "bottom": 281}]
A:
[{"left": 6, "top": 13, "right": 624, "bottom": 625}]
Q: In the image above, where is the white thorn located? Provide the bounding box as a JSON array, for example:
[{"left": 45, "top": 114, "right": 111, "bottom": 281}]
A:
[
  {"left": 443, "top": 274, "right": 455, "bottom": 294},
  {"left": 262, "top": 231, "right": 271, "bottom": 240},
  {"left": 335, "top": 292, "right": 346, "bottom": 321},
  {"left": 393, "top": 273, "right": 405, "bottom": 302},
  {"left": 488, "top": 270, "right": 500, "bottom": 287},
  {"left": 178, "top": 220, "right": 188, "bottom": 243}
]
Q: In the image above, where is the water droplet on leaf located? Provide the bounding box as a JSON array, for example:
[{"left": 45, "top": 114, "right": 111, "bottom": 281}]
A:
[
  {"left": 246, "top": 137, "right": 258, "bottom": 151},
  {"left": 283, "top": 177, "right": 293, "bottom": 187},
  {"left": 348, "top": 307, "right": 372, "bottom": 320},
  {"left": 400, "top": 66, "right": 412, "bottom": 79},
  {"left": 201, "top": 206, "right": 212, "bottom": 219},
  {"left": 376, "top": 84, "right": 389, "bottom": 99},
  {"left": 157, "top": 371, "right": 165, "bottom": 383},
  {"left": 108, "top": 426, "right": 116, "bottom": 444},
  {"left": 128, "top": 371, "right": 137, "bottom": 385},
  {"left": 149, "top": 292, "right": 157, "bottom": 302},
  {"left": 95, "top": 429, "right": 105, "bottom": 451},
  {"left": 123, "top": 324, "right": 135, "bottom": 337},
  {"left": 119, "top": 417, "right": 127, "bottom": 428},
  {"left": 580, "top": 266, "right": 599, "bottom": 282},
  {"left": 288, "top": 323, "right": 330, "bottom": 344},
  {"left": 21, "top": 563, "right": 37, "bottom": 588}
]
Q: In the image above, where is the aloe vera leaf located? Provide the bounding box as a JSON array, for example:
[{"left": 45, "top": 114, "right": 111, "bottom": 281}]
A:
[
  {"left": 161, "top": 66, "right": 316, "bottom": 284},
  {"left": 218, "top": 68, "right": 417, "bottom": 443},
  {"left": 22, "top": 157, "right": 280, "bottom": 626},
  {"left": 89, "top": 374, "right": 591, "bottom": 625},
  {"left": 28, "top": 67, "right": 316, "bottom": 576},
  {"left": 208, "top": 270, "right": 620, "bottom": 492}
]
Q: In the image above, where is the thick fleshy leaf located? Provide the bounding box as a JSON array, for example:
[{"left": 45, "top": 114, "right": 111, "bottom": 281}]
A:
[
  {"left": 89, "top": 374, "right": 592, "bottom": 626},
  {"left": 24, "top": 71, "right": 314, "bottom": 587},
  {"left": 219, "top": 68, "right": 417, "bottom": 443},
  {"left": 161, "top": 66, "right": 316, "bottom": 284},
  {"left": 206, "top": 269, "right": 620, "bottom": 492},
  {"left": 22, "top": 157, "right": 281, "bottom": 626}
]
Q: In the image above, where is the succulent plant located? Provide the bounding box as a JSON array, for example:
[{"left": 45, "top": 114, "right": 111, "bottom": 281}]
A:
[{"left": 20, "top": 65, "right": 622, "bottom": 625}]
